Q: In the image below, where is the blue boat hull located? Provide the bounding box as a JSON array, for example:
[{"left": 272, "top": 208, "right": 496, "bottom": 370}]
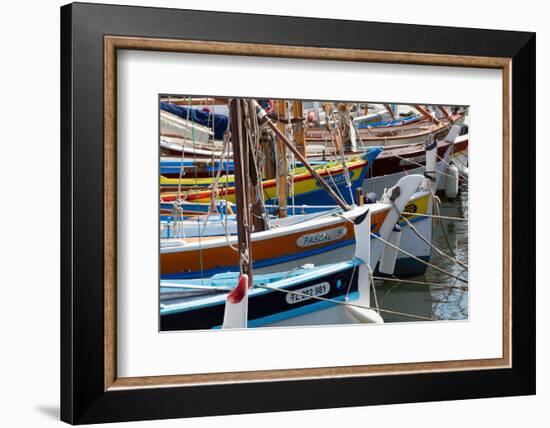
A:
[{"left": 160, "top": 262, "right": 359, "bottom": 331}]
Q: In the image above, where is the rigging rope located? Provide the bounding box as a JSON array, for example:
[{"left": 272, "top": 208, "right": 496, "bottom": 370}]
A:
[
  {"left": 401, "top": 211, "right": 467, "bottom": 221},
  {"left": 373, "top": 275, "right": 468, "bottom": 290},
  {"left": 253, "top": 283, "right": 434, "bottom": 321},
  {"left": 397, "top": 208, "right": 468, "bottom": 270},
  {"left": 370, "top": 232, "right": 468, "bottom": 284},
  {"left": 436, "top": 154, "right": 468, "bottom": 181}
]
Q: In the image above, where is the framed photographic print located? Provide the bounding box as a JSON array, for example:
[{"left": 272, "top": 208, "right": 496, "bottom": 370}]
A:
[{"left": 60, "top": 2, "right": 536, "bottom": 424}]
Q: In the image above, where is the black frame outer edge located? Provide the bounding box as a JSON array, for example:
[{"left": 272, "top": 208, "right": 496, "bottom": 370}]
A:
[
  {"left": 60, "top": 2, "right": 536, "bottom": 424},
  {"left": 510, "top": 35, "right": 536, "bottom": 392},
  {"left": 60, "top": 4, "right": 74, "bottom": 425}
]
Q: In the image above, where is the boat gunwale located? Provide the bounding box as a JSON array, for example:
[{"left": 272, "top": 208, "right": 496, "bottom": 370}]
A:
[
  {"left": 160, "top": 259, "right": 361, "bottom": 315},
  {"left": 160, "top": 191, "right": 430, "bottom": 253}
]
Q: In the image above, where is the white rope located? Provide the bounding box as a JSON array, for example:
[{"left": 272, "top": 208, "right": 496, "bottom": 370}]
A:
[
  {"left": 392, "top": 153, "right": 457, "bottom": 181},
  {"left": 187, "top": 97, "right": 205, "bottom": 285},
  {"left": 401, "top": 211, "right": 467, "bottom": 221},
  {"left": 323, "top": 165, "right": 348, "bottom": 204},
  {"left": 370, "top": 232, "right": 468, "bottom": 284},
  {"left": 222, "top": 109, "right": 238, "bottom": 253},
  {"left": 368, "top": 265, "right": 381, "bottom": 314},
  {"left": 397, "top": 209, "right": 468, "bottom": 270},
  {"left": 373, "top": 275, "right": 468, "bottom": 290}
]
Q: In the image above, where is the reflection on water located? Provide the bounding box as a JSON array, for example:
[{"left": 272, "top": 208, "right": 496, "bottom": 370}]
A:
[{"left": 381, "top": 186, "right": 469, "bottom": 323}]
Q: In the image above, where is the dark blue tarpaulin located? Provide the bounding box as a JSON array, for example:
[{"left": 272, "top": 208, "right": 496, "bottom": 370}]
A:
[{"left": 160, "top": 102, "right": 228, "bottom": 140}]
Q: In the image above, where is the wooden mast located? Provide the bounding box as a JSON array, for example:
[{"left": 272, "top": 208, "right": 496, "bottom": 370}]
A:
[
  {"left": 337, "top": 103, "right": 352, "bottom": 148},
  {"left": 363, "top": 104, "right": 369, "bottom": 117},
  {"left": 383, "top": 103, "right": 396, "bottom": 121},
  {"left": 322, "top": 102, "right": 340, "bottom": 153},
  {"left": 247, "top": 98, "right": 269, "bottom": 232},
  {"left": 292, "top": 100, "right": 307, "bottom": 159},
  {"left": 275, "top": 100, "right": 288, "bottom": 218},
  {"left": 437, "top": 105, "right": 451, "bottom": 120},
  {"left": 229, "top": 98, "right": 253, "bottom": 283},
  {"left": 414, "top": 104, "right": 441, "bottom": 125},
  {"left": 261, "top": 121, "right": 276, "bottom": 180},
  {"left": 254, "top": 100, "right": 350, "bottom": 211}
]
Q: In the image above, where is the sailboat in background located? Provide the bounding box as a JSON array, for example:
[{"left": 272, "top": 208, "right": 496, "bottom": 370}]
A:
[{"left": 160, "top": 152, "right": 380, "bottom": 206}]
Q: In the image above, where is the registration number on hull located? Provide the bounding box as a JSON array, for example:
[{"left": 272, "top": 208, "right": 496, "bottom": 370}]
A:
[{"left": 286, "top": 282, "right": 331, "bottom": 304}]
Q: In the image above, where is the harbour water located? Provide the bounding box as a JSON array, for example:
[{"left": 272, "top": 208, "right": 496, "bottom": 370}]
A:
[
  {"left": 380, "top": 186, "right": 469, "bottom": 323},
  {"left": 270, "top": 186, "right": 469, "bottom": 327}
]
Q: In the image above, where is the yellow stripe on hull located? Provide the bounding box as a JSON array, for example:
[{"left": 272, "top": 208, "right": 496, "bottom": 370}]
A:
[{"left": 161, "top": 158, "right": 366, "bottom": 204}]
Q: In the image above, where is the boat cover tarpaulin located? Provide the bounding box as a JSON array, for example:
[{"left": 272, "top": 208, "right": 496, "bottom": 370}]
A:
[
  {"left": 357, "top": 114, "right": 420, "bottom": 129},
  {"left": 160, "top": 102, "right": 228, "bottom": 140}
]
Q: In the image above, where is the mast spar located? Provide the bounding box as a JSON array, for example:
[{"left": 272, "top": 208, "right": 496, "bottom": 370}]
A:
[
  {"left": 247, "top": 98, "right": 269, "bottom": 232},
  {"left": 275, "top": 100, "right": 288, "bottom": 218},
  {"left": 253, "top": 100, "right": 350, "bottom": 212},
  {"left": 229, "top": 98, "right": 253, "bottom": 283}
]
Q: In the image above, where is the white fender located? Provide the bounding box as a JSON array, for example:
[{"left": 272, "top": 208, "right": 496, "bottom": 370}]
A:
[
  {"left": 439, "top": 124, "right": 462, "bottom": 196},
  {"left": 445, "top": 163, "right": 459, "bottom": 198},
  {"left": 346, "top": 303, "right": 384, "bottom": 324},
  {"left": 222, "top": 274, "right": 249, "bottom": 329},
  {"left": 346, "top": 207, "right": 384, "bottom": 324},
  {"left": 456, "top": 162, "right": 469, "bottom": 179},
  {"left": 378, "top": 224, "right": 402, "bottom": 275}
]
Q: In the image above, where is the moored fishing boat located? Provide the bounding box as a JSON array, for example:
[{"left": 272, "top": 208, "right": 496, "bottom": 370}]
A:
[
  {"left": 160, "top": 205, "right": 384, "bottom": 330},
  {"left": 160, "top": 207, "right": 342, "bottom": 238},
  {"left": 160, "top": 134, "right": 228, "bottom": 158},
  {"left": 160, "top": 157, "right": 358, "bottom": 179},
  {"left": 160, "top": 157, "right": 235, "bottom": 178},
  {"left": 160, "top": 174, "right": 433, "bottom": 279},
  {"left": 160, "top": 152, "right": 381, "bottom": 206},
  {"left": 160, "top": 101, "right": 229, "bottom": 140},
  {"left": 159, "top": 100, "right": 463, "bottom": 159},
  {"left": 160, "top": 110, "right": 213, "bottom": 144},
  {"left": 368, "top": 133, "right": 467, "bottom": 177},
  {"left": 354, "top": 112, "right": 422, "bottom": 128},
  {"left": 363, "top": 126, "right": 468, "bottom": 196},
  {"left": 306, "top": 110, "right": 465, "bottom": 150},
  {"left": 160, "top": 148, "right": 381, "bottom": 190}
]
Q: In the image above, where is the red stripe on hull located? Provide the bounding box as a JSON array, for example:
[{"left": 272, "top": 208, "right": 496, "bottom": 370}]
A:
[{"left": 370, "top": 139, "right": 468, "bottom": 177}]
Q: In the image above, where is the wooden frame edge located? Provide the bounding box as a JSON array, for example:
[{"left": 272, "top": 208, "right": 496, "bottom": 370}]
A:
[
  {"left": 109, "top": 357, "right": 508, "bottom": 390},
  {"left": 105, "top": 36, "right": 510, "bottom": 68},
  {"left": 104, "top": 36, "right": 117, "bottom": 390},
  {"left": 103, "top": 35, "right": 512, "bottom": 391},
  {"left": 502, "top": 61, "right": 513, "bottom": 369}
]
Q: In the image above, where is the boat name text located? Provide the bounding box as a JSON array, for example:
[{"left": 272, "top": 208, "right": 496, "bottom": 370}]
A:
[{"left": 297, "top": 227, "right": 347, "bottom": 247}]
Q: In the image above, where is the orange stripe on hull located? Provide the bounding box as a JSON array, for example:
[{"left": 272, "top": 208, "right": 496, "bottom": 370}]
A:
[{"left": 160, "top": 209, "right": 389, "bottom": 276}]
